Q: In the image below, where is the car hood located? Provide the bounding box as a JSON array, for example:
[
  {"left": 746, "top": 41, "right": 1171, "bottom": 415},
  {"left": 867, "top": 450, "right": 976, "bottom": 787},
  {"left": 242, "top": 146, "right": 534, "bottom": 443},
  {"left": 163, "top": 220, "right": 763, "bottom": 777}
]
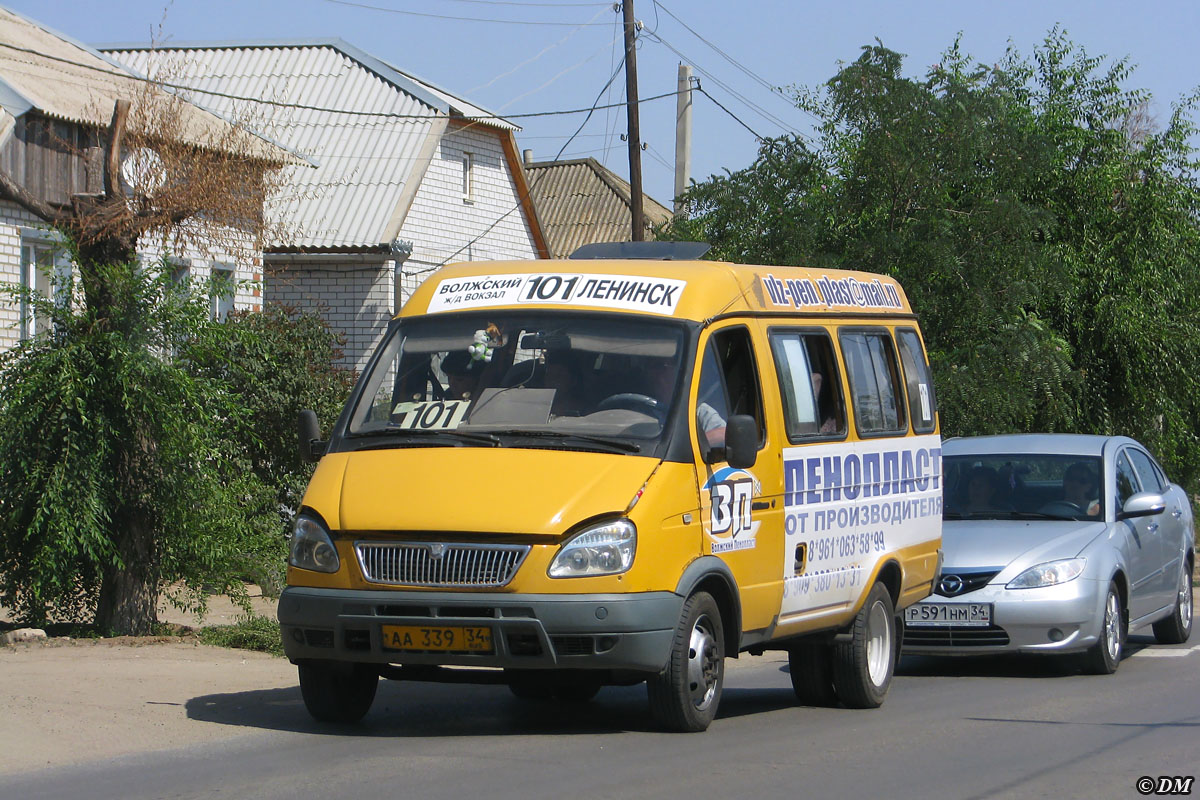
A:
[
  {"left": 333, "top": 447, "right": 660, "bottom": 536},
  {"left": 941, "top": 519, "right": 1109, "bottom": 581}
]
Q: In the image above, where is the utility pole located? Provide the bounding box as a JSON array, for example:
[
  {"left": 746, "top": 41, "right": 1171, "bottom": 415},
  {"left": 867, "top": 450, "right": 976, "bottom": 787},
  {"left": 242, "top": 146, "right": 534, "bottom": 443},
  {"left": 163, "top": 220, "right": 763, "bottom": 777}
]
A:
[
  {"left": 673, "top": 64, "right": 693, "bottom": 217},
  {"left": 622, "top": 0, "right": 645, "bottom": 241}
]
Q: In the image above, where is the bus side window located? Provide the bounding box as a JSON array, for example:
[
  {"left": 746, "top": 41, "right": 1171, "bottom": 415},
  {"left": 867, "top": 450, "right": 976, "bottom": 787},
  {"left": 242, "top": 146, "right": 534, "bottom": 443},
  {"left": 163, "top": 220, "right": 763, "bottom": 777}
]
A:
[
  {"left": 770, "top": 330, "right": 846, "bottom": 440},
  {"left": 696, "top": 327, "right": 765, "bottom": 456},
  {"left": 895, "top": 327, "right": 937, "bottom": 433},
  {"left": 840, "top": 329, "right": 906, "bottom": 436}
]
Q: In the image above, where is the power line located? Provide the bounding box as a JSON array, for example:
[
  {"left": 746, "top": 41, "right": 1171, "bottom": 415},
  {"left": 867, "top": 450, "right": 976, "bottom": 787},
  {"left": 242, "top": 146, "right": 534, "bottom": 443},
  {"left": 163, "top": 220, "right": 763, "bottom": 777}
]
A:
[
  {"left": 653, "top": 1, "right": 822, "bottom": 129},
  {"left": 432, "top": 0, "right": 611, "bottom": 6},
  {"left": 654, "top": 2, "right": 776, "bottom": 96},
  {"left": 465, "top": 5, "right": 613, "bottom": 94},
  {"left": 0, "top": 41, "right": 683, "bottom": 123},
  {"left": 696, "top": 84, "right": 764, "bottom": 142},
  {"left": 318, "top": 0, "right": 612, "bottom": 26},
  {"left": 411, "top": 52, "right": 630, "bottom": 275},
  {"left": 644, "top": 30, "right": 801, "bottom": 138}
]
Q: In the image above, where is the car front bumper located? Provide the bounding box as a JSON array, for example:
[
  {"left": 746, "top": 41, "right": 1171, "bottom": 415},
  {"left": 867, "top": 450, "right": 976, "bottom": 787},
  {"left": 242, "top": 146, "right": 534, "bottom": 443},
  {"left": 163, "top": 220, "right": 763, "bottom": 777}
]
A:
[{"left": 902, "top": 578, "right": 1107, "bottom": 656}]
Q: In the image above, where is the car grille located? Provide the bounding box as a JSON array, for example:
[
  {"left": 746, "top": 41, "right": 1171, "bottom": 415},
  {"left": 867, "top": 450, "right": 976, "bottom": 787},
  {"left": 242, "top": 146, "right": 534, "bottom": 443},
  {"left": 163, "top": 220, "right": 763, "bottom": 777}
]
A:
[
  {"left": 903, "top": 625, "right": 1011, "bottom": 647},
  {"left": 934, "top": 569, "right": 1001, "bottom": 597},
  {"left": 356, "top": 542, "right": 529, "bottom": 588}
]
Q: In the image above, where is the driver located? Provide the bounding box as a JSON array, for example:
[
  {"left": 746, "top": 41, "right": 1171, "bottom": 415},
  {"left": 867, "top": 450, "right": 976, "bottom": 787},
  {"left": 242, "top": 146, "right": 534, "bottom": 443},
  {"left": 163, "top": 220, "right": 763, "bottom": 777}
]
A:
[{"left": 1063, "top": 462, "right": 1100, "bottom": 517}]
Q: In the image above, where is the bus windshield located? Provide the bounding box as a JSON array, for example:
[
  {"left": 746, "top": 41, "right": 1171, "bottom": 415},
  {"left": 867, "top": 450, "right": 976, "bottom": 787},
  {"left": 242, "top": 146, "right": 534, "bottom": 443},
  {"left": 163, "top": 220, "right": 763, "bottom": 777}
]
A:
[{"left": 347, "top": 312, "right": 688, "bottom": 450}]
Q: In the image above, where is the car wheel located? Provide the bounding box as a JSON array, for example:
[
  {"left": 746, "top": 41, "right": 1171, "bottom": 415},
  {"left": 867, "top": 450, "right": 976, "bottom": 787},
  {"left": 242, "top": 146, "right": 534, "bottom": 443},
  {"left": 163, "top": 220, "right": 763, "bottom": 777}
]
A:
[
  {"left": 298, "top": 662, "right": 378, "bottom": 723},
  {"left": 831, "top": 582, "right": 896, "bottom": 708},
  {"left": 788, "top": 640, "right": 838, "bottom": 706},
  {"left": 1152, "top": 559, "right": 1194, "bottom": 645},
  {"left": 1081, "top": 582, "right": 1125, "bottom": 675},
  {"left": 647, "top": 591, "right": 724, "bottom": 732}
]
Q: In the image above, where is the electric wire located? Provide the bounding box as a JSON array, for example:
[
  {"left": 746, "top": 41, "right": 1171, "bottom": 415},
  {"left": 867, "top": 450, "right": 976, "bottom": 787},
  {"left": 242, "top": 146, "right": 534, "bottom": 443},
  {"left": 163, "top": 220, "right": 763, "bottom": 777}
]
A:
[
  {"left": 318, "top": 0, "right": 613, "bottom": 26},
  {"left": 0, "top": 40, "right": 683, "bottom": 123},
  {"left": 465, "top": 4, "right": 614, "bottom": 94},
  {"left": 410, "top": 53, "right": 630, "bottom": 275},
  {"left": 646, "top": 30, "right": 798, "bottom": 136},
  {"left": 695, "top": 84, "right": 764, "bottom": 141}
]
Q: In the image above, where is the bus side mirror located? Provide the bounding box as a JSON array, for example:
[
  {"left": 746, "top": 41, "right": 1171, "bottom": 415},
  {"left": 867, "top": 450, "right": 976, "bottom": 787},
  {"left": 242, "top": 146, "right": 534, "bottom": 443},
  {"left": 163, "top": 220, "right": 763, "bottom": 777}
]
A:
[
  {"left": 725, "top": 415, "right": 758, "bottom": 469},
  {"left": 297, "top": 409, "right": 327, "bottom": 463}
]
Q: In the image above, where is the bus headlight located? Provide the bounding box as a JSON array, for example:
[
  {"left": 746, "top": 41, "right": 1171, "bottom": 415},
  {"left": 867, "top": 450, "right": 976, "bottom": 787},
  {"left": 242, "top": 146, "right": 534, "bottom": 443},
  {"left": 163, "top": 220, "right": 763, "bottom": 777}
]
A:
[
  {"left": 288, "top": 515, "right": 341, "bottom": 573},
  {"left": 549, "top": 519, "right": 636, "bottom": 578}
]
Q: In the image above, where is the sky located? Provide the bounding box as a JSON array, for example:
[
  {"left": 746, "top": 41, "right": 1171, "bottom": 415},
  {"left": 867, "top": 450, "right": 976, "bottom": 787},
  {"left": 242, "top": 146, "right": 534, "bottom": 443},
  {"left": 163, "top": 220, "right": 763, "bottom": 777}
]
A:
[{"left": 8, "top": 0, "right": 1200, "bottom": 208}]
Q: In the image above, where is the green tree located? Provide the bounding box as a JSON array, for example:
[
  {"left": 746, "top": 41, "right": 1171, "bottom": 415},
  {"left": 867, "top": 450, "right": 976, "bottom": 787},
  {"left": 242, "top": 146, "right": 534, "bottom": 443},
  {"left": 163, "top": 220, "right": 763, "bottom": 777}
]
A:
[
  {"left": 0, "top": 259, "right": 281, "bottom": 631},
  {"left": 670, "top": 31, "right": 1200, "bottom": 488},
  {"left": 186, "top": 303, "right": 356, "bottom": 555},
  {"left": 0, "top": 73, "right": 293, "bottom": 634}
]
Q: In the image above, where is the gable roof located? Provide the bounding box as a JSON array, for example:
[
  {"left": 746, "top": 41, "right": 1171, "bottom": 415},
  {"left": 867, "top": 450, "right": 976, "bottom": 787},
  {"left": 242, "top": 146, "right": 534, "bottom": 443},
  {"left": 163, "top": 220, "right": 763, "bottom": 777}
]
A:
[
  {"left": 523, "top": 157, "right": 673, "bottom": 260},
  {"left": 107, "top": 39, "right": 519, "bottom": 252},
  {"left": 0, "top": 6, "right": 284, "bottom": 160}
]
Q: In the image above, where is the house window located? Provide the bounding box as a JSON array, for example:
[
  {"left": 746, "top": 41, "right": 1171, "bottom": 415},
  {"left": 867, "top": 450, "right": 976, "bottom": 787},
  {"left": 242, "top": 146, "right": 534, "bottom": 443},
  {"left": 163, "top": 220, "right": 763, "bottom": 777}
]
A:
[
  {"left": 20, "top": 238, "right": 69, "bottom": 339},
  {"left": 210, "top": 266, "right": 235, "bottom": 321},
  {"left": 461, "top": 152, "right": 474, "bottom": 202},
  {"left": 168, "top": 260, "right": 190, "bottom": 288}
]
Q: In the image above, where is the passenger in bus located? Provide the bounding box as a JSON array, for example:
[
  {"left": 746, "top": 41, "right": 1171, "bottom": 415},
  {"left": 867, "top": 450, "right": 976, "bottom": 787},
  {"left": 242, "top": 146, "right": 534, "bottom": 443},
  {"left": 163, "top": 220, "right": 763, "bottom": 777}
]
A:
[
  {"left": 811, "top": 371, "right": 840, "bottom": 434},
  {"left": 441, "top": 351, "right": 479, "bottom": 400}
]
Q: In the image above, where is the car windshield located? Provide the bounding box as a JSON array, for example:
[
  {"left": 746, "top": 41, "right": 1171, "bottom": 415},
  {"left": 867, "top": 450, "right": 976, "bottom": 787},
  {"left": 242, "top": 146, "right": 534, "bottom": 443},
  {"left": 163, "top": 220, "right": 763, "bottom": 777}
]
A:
[
  {"left": 346, "top": 312, "right": 688, "bottom": 452},
  {"left": 943, "top": 453, "right": 1105, "bottom": 521}
]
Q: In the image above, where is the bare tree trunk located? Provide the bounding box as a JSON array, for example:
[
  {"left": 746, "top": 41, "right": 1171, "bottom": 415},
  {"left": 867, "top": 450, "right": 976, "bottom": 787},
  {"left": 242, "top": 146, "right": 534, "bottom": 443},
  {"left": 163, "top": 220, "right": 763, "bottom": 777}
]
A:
[{"left": 96, "top": 515, "right": 159, "bottom": 636}]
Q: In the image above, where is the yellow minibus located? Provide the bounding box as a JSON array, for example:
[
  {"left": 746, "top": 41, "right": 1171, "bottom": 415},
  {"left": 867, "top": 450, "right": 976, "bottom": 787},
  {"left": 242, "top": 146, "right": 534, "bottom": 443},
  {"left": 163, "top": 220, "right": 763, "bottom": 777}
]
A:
[{"left": 282, "top": 242, "right": 942, "bottom": 731}]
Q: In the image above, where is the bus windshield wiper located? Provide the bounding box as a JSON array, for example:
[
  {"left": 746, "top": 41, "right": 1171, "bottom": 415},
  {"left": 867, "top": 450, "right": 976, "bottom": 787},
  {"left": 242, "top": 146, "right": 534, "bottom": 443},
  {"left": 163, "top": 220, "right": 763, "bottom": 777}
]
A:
[
  {"left": 488, "top": 429, "right": 641, "bottom": 453},
  {"left": 349, "top": 427, "right": 501, "bottom": 446}
]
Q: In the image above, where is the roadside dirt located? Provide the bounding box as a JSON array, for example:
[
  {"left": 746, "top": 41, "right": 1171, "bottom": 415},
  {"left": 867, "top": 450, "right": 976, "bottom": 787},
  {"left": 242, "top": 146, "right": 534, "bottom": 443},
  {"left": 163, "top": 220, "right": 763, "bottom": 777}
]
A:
[{"left": 0, "top": 589, "right": 292, "bottom": 775}]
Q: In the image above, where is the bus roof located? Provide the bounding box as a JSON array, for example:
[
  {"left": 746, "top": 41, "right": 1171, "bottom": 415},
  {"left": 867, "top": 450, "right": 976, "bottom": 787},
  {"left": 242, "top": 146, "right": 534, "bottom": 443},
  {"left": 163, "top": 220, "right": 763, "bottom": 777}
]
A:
[{"left": 401, "top": 258, "right": 914, "bottom": 321}]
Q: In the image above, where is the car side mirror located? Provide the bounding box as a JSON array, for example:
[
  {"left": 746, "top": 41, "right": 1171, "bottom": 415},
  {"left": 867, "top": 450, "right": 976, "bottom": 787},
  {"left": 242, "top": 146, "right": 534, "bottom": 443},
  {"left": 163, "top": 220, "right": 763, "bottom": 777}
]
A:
[
  {"left": 724, "top": 415, "right": 758, "bottom": 469},
  {"left": 297, "top": 409, "right": 327, "bottom": 464},
  {"left": 1118, "top": 491, "right": 1166, "bottom": 520}
]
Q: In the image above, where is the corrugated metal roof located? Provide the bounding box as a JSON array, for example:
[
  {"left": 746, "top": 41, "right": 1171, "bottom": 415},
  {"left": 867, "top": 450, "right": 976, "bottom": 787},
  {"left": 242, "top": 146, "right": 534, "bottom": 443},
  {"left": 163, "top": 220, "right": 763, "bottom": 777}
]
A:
[
  {"left": 0, "top": 7, "right": 284, "bottom": 160},
  {"left": 110, "top": 43, "right": 446, "bottom": 250},
  {"left": 523, "top": 158, "right": 673, "bottom": 259}
]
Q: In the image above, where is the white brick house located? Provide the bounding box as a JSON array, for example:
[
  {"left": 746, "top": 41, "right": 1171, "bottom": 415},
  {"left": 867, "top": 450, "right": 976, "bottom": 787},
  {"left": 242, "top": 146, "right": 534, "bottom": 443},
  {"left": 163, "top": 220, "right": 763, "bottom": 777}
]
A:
[{"left": 110, "top": 40, "right": 549, "bottom": 371}]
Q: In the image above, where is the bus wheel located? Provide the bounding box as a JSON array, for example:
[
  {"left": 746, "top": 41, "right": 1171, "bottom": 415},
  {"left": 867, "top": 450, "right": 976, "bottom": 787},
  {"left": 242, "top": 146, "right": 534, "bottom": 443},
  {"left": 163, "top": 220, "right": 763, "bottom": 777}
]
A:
[
  {"left": 298, "top": 662, "right": 378, "bottom": 723},
  {"left": 788, "top": 640, "right": 838, "bottom": 706},
  {"left": 647, "top": 591, "right": 724, "bottom": 732},
  {"left": 831, "top": 582, "right": 896, "bottom": 708}
]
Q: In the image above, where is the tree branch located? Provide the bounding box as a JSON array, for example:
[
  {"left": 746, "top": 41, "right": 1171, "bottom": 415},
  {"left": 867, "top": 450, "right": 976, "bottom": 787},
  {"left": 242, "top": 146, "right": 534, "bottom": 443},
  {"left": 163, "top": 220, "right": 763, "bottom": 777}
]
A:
[
  {"left": 104, "top": 99, "right": 131, "bottom": 201},
  {"left": 0, "top": 167, "right": 64, "bottom": 223}
]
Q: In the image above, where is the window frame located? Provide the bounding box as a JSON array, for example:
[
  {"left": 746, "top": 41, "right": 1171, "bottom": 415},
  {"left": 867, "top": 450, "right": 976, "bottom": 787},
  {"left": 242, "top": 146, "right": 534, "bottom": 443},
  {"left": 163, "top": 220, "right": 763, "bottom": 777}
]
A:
[
  {"left": 696, "top": 324, "right": 767, "bottom": 455},
  {"left": 1125, "top": 447, "right": 1166, "bottom": 494},
  {"left": 1114, "top": 450, "right": 1141, "bottom": 509},
  {"left": 461, "top": 151, "right": 475, "bottom": 203},
  {"left": 838, "top": 326, "right": 908, "bottom": 438},
  {"left": 210, "top": 264, "right": 236, "bottom": 322},
  {"left": 19, "top": 235, "right": 70, "bottom": 340},
  {"left": 768, "top": 326, "right": 847, "bottom": 443},
  {"left": 895, "top": 326, "right": 937, "bottom": 434}
]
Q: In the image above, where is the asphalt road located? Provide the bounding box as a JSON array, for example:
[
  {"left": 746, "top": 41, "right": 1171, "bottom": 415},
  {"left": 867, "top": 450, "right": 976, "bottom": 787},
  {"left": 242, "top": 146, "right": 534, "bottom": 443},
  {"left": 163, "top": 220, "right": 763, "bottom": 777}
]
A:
[{"left": 6, "top": 634, "right": 1198, "bottom": 800}]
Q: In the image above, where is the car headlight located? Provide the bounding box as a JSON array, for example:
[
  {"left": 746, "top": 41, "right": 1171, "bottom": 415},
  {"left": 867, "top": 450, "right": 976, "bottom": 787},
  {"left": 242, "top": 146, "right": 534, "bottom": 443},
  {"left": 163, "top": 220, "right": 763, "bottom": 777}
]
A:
[
  {"left": 1006, "top": 558, "right": 1086, "bottom": 589},
  {"left": 288, "top": 515, "right": 341, "bottom": 573},
  {"left": 549, "top": 519, "right": 636, "bottom": 578}
]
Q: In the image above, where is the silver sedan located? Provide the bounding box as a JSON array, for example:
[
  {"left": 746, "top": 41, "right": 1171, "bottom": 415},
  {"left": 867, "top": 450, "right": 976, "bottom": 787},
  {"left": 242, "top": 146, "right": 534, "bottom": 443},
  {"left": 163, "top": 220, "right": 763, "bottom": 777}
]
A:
[{"left": 903, "top": 434, "right": 1194, "bottom": 672}]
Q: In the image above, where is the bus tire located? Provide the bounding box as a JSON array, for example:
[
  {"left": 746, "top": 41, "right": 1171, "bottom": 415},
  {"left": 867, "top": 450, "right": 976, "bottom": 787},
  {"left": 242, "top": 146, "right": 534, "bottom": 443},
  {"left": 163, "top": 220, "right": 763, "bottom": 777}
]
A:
[
  {"left": 831, "top": 582, "right": 896, "bottom": 709},
  {"left": 788, "top": 640, "right": 838, "bottom": 706},
  {"left": 647, "top": 591, "right": 724, "bottom": 732},
  {"left": 298, "top": 662, "right": 378, "bottom": 723}
]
